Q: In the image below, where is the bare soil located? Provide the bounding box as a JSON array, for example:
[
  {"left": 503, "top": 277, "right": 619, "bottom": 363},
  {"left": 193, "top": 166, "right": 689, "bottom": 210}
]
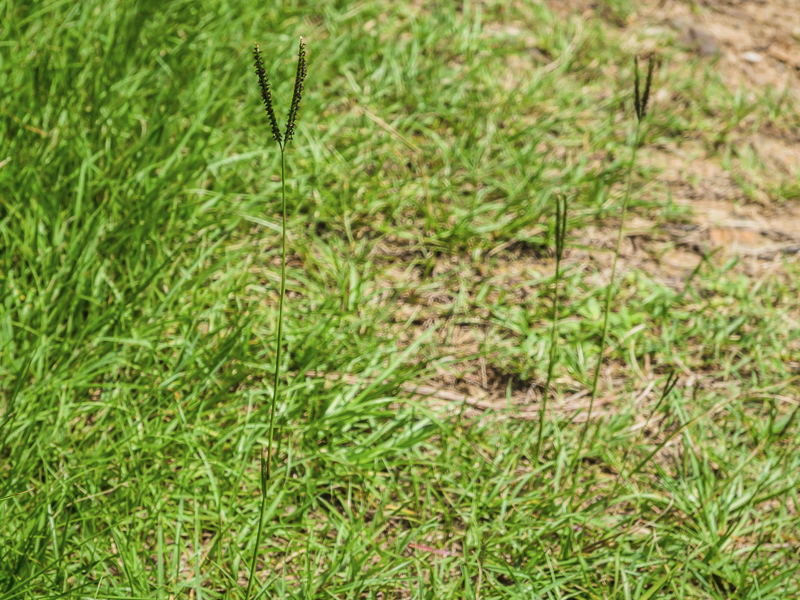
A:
[
  {"left": 548, "top": 0, "right": 800, "bottom": 268},
  {"left": 638, "top": 0, "right": 800, "bottom": 269},
  {"left": 390, "top": 0, "right": 800, "bottom": 417}
]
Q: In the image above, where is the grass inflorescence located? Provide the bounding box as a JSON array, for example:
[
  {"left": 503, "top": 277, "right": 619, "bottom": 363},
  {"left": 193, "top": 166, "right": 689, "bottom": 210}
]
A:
[
  {"left": 252, "top": 42, "right": 283, "bottom": 145},
  {"left": 284, "top": 39, "right": 307, "bottom": 144},
  {"left": 246, "top": 36, "right": 308, "bottom": 600}
]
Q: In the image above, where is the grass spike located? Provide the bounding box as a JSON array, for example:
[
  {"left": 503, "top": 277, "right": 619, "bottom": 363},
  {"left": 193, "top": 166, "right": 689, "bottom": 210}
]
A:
[
  {"left": 284, "top": 37, "right": 307, "bottom": 144},
  {"left": 633, "top": 54, "right": 656, "bottom": 121},
  {"left": 640, "top": 55, "right": 655, "bottom": 119},
  {"left": 634, "top": 55, "right": 642, "bottom": 121},
  {"left": 253, "top": 41, "right": 282, "bottom": 145}
]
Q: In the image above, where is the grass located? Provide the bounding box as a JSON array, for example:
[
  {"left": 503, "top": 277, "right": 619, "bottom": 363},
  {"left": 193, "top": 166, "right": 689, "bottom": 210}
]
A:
[
  {"left": 572, "top": 55, "right": 655, "bottom": 469},
  {"left": 248, "top": 36, "right": 307, "bottom": 600},
  {"left": 2, "top": 0, "right": 800, "bottom": 598}
]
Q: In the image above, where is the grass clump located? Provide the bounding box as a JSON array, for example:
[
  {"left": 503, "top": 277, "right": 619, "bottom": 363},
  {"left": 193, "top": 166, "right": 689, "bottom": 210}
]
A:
[{"left": 1, "top": 1, "right": 799, "bottom": 597}]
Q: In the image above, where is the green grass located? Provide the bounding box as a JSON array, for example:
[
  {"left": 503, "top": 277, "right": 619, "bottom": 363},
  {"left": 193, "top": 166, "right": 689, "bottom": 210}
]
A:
[{"left": 2, "top": 0, "right": 800, "bottom": 598}]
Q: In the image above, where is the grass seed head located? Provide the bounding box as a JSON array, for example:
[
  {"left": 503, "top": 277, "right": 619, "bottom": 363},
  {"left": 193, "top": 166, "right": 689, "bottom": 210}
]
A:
[
  {"left": 641, "top": 55, "right": 655, "bottom": 118},
  {"left": 253, "top": 41, "right": 283, "bottom": 145},
  {"left": 633, "top": 54, "right": 656, "bottom": 121},
  {"left": 634, "top": 56, "right": 642, "bottom": 121},
  {"left": 284, "top": 37, "right": 307, "bottom": 144},
  {"left": 555, "top": 194, "right": 568, "bottom": 261}
]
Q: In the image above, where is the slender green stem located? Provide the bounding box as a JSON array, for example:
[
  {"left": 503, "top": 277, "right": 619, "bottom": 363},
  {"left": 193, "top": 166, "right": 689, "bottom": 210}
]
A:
[
  {"left": 267, "top": 149, "right": 288, "bottom": 482},
  {"left": 536, "top": 195, "right": 567, "bottom": 464},
  {"left": 244, "top": 454, "right": 269, "bottom": 600},
  {"left": 247, "top": 150, "right": 287, "bottom": 600},
  {"left": 572, "top": 120, "right": 642, "bottom": 467}
]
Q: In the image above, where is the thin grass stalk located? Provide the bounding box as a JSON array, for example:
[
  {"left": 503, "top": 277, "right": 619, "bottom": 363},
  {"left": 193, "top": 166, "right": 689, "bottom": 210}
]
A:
[
  {"left": 567, "top": 126, "right": 641, "bottom": 490},
  {"left": 244, "top": 454, "right": 269, "bottom": 600},
  {"left": 579, "top": 119, "right": 641, "bottom": 442},
  {"left": 566, "top": 122, "right": 643, "bottom": 489},
  {"left": 245, "top": 147, "right": 287, "bottom": 600},
  {"left": 266, "top": 149, "right": 287, "bottom": 483},
  {"left": 536, "top": 194, "right": 567, "bottom": 464},
  {"left": 570, "top": 55, "right": 654, "bottom": 475},
  {"left": 248, "top": 38, "right": 306, "bottom": 600}
]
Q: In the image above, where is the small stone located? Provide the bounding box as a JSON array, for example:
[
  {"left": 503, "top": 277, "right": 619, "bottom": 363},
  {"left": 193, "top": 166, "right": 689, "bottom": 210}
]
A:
[
  {"left": 743, "top": 51, "right": 763, "bottom": 63},
  {"left": 673, "top": 21, "right": 720, "bottom": 58}
]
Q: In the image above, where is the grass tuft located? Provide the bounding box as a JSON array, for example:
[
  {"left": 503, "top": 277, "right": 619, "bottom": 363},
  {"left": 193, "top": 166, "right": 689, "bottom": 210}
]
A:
[{"left": 2, "top": 3, "right": 799, "bottom": 597}]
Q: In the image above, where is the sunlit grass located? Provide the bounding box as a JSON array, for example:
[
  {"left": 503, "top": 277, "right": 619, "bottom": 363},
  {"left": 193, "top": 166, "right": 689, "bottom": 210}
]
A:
[{"left": 1, "top": 0, "right": 799, "bottom": 597}]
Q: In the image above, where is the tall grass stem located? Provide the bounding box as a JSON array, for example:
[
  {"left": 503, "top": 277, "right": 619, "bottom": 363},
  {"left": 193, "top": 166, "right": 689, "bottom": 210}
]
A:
[
  {"left": 570, "top": 55, "right": 654, "bottom": 477},
  {"left": 587, "top": 122, "right": 639, "bottom": 421},
  {"left": 245, "top": 454, "right": 269, "bottom": 600},
  {"left": 536, "top": 194, "right": 568, "bottom": 464},
  {"left": 267, "top": 150, "right": 287, "bottom": 483},
  {"left": 248, "top": 38, "right": 306, "bottom": 599},
  {"left": 569, "top": 120, "right": 642, "bottom": 486}
]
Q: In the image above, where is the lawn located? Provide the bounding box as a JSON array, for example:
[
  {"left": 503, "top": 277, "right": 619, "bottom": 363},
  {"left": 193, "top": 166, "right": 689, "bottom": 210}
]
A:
[{"left": 1, "top": 0, "right": 800, "bottom": 598}]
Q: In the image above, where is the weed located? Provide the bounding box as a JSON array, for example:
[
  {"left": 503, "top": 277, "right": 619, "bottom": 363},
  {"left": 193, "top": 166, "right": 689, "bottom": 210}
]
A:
[
  {"left": 252, "top": 36, "right": 307, "bottom": 478},
  {"left": 247, "top": 37, "right": 307, "bottom": 600},
  {"left": 536, "top": 193, "right": 568, "bottom": 464},
  {"left": 573, "top": 54, "right": 656, "bottom": 469}
]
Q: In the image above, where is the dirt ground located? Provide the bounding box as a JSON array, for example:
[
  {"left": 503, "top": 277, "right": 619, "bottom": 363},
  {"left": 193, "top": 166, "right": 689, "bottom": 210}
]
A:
[
  {"left": 555, "top": 0, "right": 800, "bottom": 274},
  {"left": 645, "top": 0, "right": 800, "bottom": 272},
  {"left": 399, "top": 0, "right": 800, "bottom": 419}
]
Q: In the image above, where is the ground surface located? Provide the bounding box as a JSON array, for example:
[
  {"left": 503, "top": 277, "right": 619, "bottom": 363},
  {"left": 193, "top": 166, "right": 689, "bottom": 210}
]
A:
[{"left": 1, "top": 0, "right": 800, "bottom": 598}]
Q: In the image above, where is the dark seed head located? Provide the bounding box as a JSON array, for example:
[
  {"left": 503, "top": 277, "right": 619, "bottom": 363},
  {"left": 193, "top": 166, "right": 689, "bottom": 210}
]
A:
[
  {"left": 253, "top": 41, "right": 283, "bottom": 145},
  {"left": 633, "top": 54, "right": 656, "bottom": 121},
  {"left": 555, "top": 194, "right": 568, "bottom": 261},
  {"left": 641, "top": 55, "right": 655, "bottom": 119},
  {"left": 283, "top": 37, "right": 307, "bottom": 144}
]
